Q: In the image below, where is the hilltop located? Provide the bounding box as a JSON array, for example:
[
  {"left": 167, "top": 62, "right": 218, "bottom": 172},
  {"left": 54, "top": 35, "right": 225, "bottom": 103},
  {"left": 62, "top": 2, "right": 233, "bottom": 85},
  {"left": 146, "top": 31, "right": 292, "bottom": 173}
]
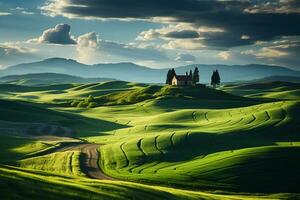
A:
[{"left": 66, "top": 83, "right": 253, "bottom": 108}]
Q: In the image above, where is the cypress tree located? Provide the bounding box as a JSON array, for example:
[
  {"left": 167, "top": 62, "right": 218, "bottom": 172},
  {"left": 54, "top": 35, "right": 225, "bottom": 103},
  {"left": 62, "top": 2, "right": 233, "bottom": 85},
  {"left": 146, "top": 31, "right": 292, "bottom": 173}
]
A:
[
  {"left": 215, "top": 70, "right": 221, "bottom": 85},
  {"left": 193, "top": 67, "right": 199, "bottom": 84},
  {"left": 166, "top": 69, "right": 172, "bottom": 84},
  {"left": 166, "top": 68, "right": 176, "bottom": 85},
  {"left": 211, "top": 70, "right": 216, "bottom": 88}
]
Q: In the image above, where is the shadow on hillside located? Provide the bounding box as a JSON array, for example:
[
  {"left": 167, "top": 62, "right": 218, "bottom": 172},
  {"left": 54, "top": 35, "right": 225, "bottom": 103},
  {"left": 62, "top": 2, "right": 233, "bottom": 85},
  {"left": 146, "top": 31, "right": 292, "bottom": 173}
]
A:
[
  {"left": 149, "top": 97, "right": 262, "bottom": 110},
  {"left": 0, "top": 99, "right": 129, "bottom": 138}
]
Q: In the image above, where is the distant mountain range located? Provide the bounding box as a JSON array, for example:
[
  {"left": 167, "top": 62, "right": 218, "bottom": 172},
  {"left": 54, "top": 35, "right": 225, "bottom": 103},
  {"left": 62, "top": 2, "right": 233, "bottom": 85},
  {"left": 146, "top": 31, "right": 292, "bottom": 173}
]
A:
[
  {"left": 1, "top": 57, "right": 300, "bottom": 83},
  {"left": 0, "top": 73, "right": 115, "bottom": 85}
]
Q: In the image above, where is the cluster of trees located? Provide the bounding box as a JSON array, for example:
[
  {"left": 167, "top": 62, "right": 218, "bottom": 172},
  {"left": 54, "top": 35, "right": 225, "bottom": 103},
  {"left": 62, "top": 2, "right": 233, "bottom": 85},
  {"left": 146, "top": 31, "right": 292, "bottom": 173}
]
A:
[
  {"left": 70, "top": 95, "right": 98, "bottom": 108},
  {"left": 166, "top": 67, "right": 220, "bottom": 88},
  {"left": 211, "top": 70, "right": 221, "bottom": 88}
]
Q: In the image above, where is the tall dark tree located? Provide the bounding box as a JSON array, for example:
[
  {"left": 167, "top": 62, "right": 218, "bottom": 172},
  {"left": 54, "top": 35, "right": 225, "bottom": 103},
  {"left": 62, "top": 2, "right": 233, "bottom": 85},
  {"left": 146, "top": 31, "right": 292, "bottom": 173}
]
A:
[
  {"left": 211, "top": 70, "right": 216, "bottom": 88},
  {"left": 215, "top": 70, "right": 221, "bottom": 85},
  {"left": 193, "top": 67, "right": 199, "bottom": 84},
  {"left": 189, "top": 70, "right": 193, "bottom": 78},
  {"left": 166, "top": 69, "right": 172, "bottom": 84},
  {"left": 211, "top": 70, "right": 221, "bottom": 88},
  {"left": 166, "top": 68, "right": 176, "bottom": 85}
]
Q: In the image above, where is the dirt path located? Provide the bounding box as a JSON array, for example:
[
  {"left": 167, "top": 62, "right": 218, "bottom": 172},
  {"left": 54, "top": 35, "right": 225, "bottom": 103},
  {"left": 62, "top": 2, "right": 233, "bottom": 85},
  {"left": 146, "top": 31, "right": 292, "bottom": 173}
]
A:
[
  {"left": 80, "top": 144, "right": 115, "bottom": 180},
  {"left": 54, "top": 143, "right": 115, "bottom": 180}
]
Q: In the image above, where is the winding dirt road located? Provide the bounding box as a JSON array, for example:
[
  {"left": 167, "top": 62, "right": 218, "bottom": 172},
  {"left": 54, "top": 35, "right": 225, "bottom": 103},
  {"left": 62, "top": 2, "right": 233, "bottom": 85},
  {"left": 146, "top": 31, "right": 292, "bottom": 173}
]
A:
[
  {"left": 33, "top": 141, "right": 115, "bottom": 180},
  {"left": 79, "top": 144, "right": 115, "bottom": 180}
]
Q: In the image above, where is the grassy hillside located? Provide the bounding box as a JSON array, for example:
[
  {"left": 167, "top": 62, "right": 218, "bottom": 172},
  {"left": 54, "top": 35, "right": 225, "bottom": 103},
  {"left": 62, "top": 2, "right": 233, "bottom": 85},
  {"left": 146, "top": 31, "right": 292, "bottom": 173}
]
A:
[
  {"left": 98, "top": 100, "right": 300, "bottom": 192},
  {"left": 0, "top": 165, "right": 293, "bottom": 200},
  {"left": 223, "top": 81, "right": 300, "bottom": 100},
  {"left": 70, "top": 84, "right": 253, "bottom": 108},
  {"left": 19, "top": 151, "right": 83, "bottom": 176},
  {"left": 0, "top": 99, "right": 127, "bottom": 138},
  {"left": 248, "top": 75, "right": 300, "bottom": 83},
  {"left": 0, "top": 80, "right": 299, "bottom": 199}
]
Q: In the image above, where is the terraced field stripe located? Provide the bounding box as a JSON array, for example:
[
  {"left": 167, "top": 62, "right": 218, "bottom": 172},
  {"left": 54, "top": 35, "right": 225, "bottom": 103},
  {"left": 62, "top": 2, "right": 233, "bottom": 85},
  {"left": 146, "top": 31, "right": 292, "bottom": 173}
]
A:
[
  {"left": 170, "top": 132, "right": 176, "bottom": 147},
  {"left": 228, "top": 118, "right": 244, "bottom": 126},
  {"left": 154, "top": 135, "right": 164, "bottom": 158},
  {"left": 204, "top": 112, "right": 209, "bottom": 121},
  {"left": 69, "top": 152, "right": 74, "bottom": 174},
  {"left": 246, "top": 115, "right": 256, "bottom": 125},
  {"left": 137, "top": 138, "right": 147, "bottom": 161},
  {"left": 119, "top": 143, "right": 130, "bottom": 168}
]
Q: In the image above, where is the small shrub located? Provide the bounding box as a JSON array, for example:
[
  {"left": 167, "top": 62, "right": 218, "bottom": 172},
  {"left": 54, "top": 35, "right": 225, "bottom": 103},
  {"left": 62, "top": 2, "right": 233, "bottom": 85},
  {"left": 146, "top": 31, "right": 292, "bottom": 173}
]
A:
[
  {"left": 70, "top": 100, "right": 79, "bottom": 107},
  {"left": 87, "top": 102, "right": 98, "bottom": 108}
]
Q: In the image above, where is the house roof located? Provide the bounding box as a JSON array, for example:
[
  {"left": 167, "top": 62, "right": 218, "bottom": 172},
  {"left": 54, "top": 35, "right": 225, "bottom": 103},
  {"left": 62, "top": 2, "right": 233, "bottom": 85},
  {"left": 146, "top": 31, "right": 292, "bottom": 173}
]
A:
[{"left": 174, "top": 75, "right": 193, "bottom": 81}]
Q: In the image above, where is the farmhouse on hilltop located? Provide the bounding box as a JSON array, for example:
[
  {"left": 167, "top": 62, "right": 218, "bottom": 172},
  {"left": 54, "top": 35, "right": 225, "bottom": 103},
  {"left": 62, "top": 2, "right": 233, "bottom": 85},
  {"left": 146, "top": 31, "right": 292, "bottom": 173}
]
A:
[
  {"left": 172, "top": 73, "right": 193, "bottom": 86},
  {"left": 166, "top": 67, "right": 199, "bottom": 86}
]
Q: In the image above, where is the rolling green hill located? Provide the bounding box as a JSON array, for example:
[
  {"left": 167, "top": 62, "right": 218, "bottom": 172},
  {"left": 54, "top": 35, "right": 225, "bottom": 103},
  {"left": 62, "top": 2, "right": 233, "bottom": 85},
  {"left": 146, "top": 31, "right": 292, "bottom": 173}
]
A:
[
  {"left": 1, "top": 165, "right": 286, "bottom": 200},
  {"left": 69, "top": 84, "right": 254, "bottom": 108},
  {"left": 248, "top": 75, "right": 300, "bottom": 83},
  {"left": 0, "top": 80, "right": 299, "bottom": 199},
  {"left": 223, "top": 81, "right": 300, "bottom": 100},
  {"left": 98, "top": 100, "right": 300, "bottom": 192}
]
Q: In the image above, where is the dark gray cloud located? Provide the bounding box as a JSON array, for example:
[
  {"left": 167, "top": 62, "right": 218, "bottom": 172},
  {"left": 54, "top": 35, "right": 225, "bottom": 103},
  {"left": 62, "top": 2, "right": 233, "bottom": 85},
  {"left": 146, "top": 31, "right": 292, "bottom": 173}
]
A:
[
  {"left": 41, "top": 0, "right": 300, "bottom": 48},
  {"left": 164, "top": 30, "right": 199, "bottom": 39},
  {"left": 31, "top": 24, "right": 76, "bottom": 45}
]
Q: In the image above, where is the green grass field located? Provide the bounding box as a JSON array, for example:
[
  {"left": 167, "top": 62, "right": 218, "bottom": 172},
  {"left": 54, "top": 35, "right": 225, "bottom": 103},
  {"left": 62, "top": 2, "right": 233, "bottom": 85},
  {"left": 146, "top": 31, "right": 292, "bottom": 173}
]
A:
[{"left": 0, "top": 80, "right": 299, "bottom": 199}]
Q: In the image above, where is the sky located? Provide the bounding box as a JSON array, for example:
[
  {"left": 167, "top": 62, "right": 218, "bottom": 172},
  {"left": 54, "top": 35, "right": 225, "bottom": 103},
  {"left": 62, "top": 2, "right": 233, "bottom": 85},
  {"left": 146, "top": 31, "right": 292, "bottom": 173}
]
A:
[{"left": 0, "top": 0, "right": 300, "bottom": 69}]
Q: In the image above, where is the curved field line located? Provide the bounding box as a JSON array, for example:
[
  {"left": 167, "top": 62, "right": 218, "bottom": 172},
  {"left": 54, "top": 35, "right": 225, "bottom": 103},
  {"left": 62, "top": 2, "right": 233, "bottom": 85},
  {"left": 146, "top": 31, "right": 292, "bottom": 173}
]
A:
[
  {"left": 69, "top": 152, "right": 74, "bottom": 173},
  {"left": 245, "top": 110, "right": 276, "bottom": 130},
  {"left": 119, "top": 143, "right": 130, "bottom": 168},
  {"left": 137, "top": 162, "right": 161, "bottom": 174},
  {"left": 132, "top": 135, "right": 174, "bottom": 174},
  {"left": 273, "top": 107, "right": 288, "bottom": 126},
  {"left": 206, "top": 120, "right": 232, "bottom": 128},
  {"left": 170, "top": 132, "right": 176, "bottom": 146},
  {"left": 137, "top": 138, "right": 147, "bottom": 159},
  {"left": 192, "top": 111, "right": 197, "bottom": 122},
  {"left": 228, "top": 118, "right": 244, "bottom": 126},
  {"left": 153, "top": 164, "right": 174, "bottom": 173},
  {"left": 128, "top": 166, "right": 139, "bottom": 173},
  {"left": 204, "top": 112, "right": 210, "bottom": 121},
  {"left": 154, "top": 135, "right": 164, "bottom": 157},
  {"left": 265, "top": 111, "right": 271, "bottom": 120},
  {"left": 246, "top": 115, "right": 256, "bottom": 125},
  {"left": 185, "top": 131, "right": 190, "bottom": 144},
  {"left": 200, "top": 119, "right": 232, "bottom": 130}
]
